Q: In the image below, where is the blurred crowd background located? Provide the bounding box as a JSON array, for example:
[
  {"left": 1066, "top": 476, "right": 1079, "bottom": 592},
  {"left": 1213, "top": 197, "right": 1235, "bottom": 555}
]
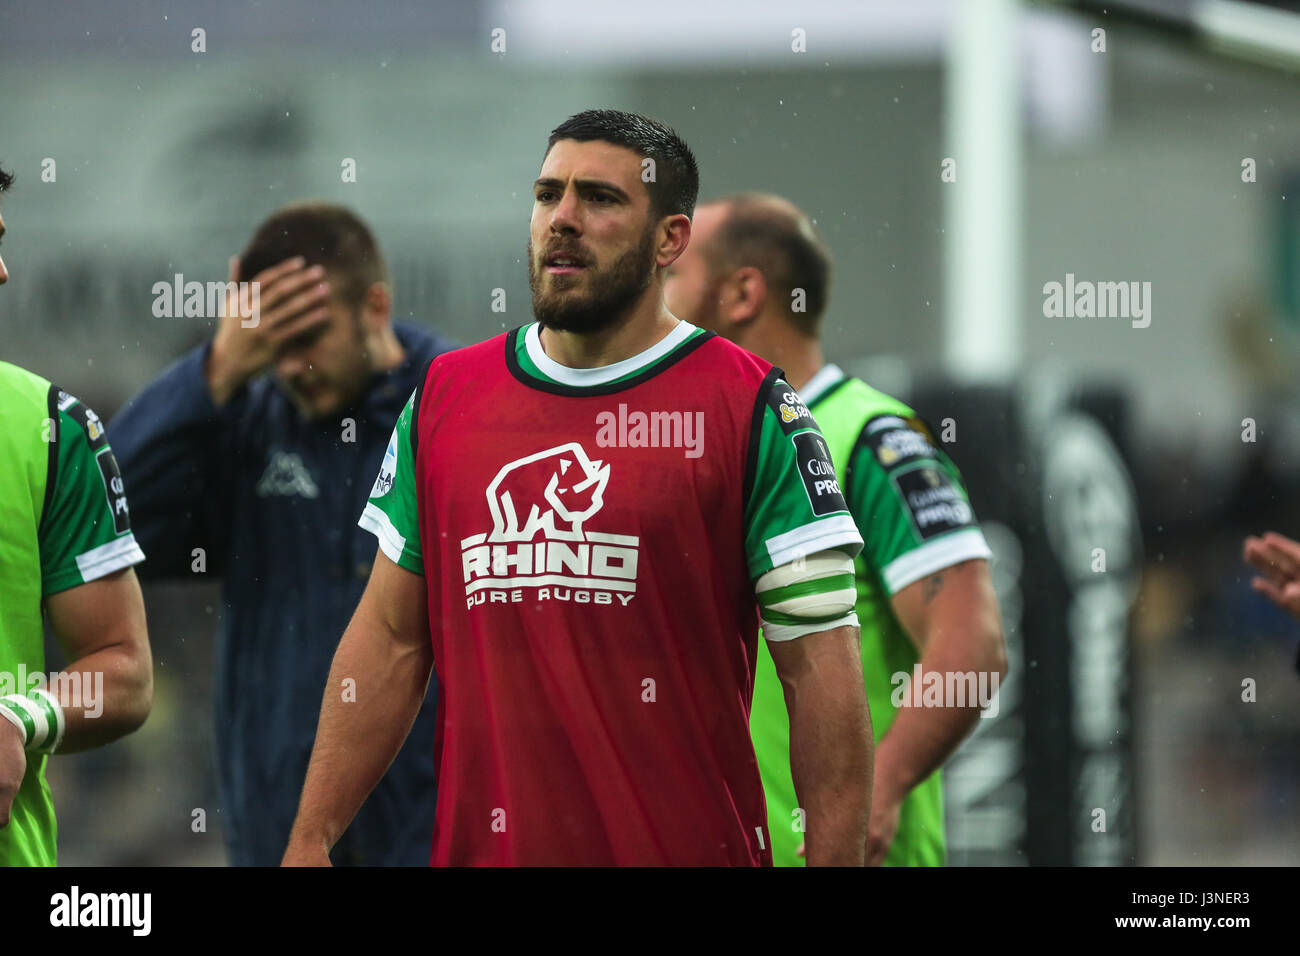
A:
[{"left": 2, "top": 0, "right": 1299, "bottom": 864}]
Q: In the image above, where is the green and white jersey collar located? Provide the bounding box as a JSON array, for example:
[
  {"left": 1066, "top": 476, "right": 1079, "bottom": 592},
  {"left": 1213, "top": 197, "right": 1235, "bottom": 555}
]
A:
[
  {"left": 795, "top": 363, "right": 847, "bottom": 407},
  {"left": 510, "top": 319, "right": 710, "bottom": 393}
]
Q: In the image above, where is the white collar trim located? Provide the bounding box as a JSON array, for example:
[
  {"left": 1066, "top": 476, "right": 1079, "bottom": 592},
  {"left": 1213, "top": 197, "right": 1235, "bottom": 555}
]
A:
[
  {"left": 796, "top": 363, "right": 846, "bottom": 406},
  {"left": 524, "top": 320, "right": 699, "bottom": 387}
]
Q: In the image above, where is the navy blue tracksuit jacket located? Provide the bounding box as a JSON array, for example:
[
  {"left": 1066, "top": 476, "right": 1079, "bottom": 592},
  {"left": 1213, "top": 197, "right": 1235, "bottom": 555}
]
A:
[{"left": 110, "top": 323, "right": 457, "bottom": 865}]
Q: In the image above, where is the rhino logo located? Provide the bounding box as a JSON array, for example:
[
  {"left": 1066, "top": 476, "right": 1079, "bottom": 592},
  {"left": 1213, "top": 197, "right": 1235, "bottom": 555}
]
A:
[{"left": 485, "top": 442, "right": 611, "bottom": 542}]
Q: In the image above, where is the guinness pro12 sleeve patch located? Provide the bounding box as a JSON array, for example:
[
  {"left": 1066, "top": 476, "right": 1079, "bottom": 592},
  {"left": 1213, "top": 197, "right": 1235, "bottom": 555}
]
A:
[
  {"left": 95, "top": 447, "right": 132, "bottom": 535},
  {"left": 862, "top": 414, "right": 939, "bottom": 469},
  {"left": 765, "top": 378, "right": 817, "bottom": 436},
  {"left": 891, "top": 464, "right": 974, "bottom": 540},
  {"left": 792, "top": 431, "right": 849, "bottom": 517}
]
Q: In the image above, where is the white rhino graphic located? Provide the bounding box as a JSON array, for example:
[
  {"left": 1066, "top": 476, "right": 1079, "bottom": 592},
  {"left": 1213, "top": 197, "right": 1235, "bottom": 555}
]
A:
[{"left": 485, "top": 442, "right": 611, "bottom": 542}]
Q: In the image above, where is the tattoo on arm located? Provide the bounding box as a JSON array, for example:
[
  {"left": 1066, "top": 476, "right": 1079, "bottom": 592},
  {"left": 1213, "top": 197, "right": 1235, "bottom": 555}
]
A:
[{"left": 922, "top": 572, "right": 945, "bottom": 604}]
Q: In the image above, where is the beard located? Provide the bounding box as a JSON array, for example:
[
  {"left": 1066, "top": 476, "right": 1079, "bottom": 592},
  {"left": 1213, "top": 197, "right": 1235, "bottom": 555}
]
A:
[
  {"left": 528, "top": 223, "right": 657, "bottom": 334},
  {"left": 277, "top": 313, "right": 371, "bottom": 421}
]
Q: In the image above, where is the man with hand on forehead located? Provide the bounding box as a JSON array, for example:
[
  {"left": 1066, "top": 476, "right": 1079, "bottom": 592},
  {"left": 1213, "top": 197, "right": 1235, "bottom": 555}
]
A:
[{"left": 111, "top": 202, "right": 457, "bottom": 865}]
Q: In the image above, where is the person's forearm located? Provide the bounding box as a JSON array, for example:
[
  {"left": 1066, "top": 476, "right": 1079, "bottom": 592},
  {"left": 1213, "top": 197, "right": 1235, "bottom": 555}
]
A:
[
  {"left": 53, "top": 645, "right": 153, "bottom": 754},
  {"left": 786, "top": 630, "right": 873, "bottom": 866},
  {"left": 284, "top": 617, "right": 433, "bottom": 859},
  {"left": 204, "top": 339, "right": 250, "bottom": 407},
  {"left": 39, "top": 570, "right": 154, "bottom": 754},
  {"left": 876, "top": 629, "right": 1006, "bottom": 804}
]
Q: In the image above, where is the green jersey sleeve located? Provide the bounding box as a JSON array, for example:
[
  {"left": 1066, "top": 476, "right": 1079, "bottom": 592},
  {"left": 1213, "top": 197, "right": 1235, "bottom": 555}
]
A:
[
  {"left": 845, "top": 413, "right": 991, "bottom": 594},
  {"left": 743, "top": 375, "right": 864, "bottom": 580},
  {"left": 39, "top": 389, "right": 146, "bottom": 595},
  {"left": 358, "top": 388, "right": 423, "bottom": 574}
]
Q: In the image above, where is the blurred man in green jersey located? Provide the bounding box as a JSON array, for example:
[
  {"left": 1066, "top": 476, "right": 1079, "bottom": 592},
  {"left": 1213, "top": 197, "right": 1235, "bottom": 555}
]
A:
[{"left": 666, "top": 191, "right": 1007, "bottom": 866}]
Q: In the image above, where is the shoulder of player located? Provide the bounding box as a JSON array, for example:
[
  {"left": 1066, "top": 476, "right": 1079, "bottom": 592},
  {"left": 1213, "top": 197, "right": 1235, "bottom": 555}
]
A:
[
  {"left": 400, "top": 329, "right": 512, "bottom": 444},
  {"left": 51, "top": 388, "right": 113, "bottom": 452},
  {"left": 1, "top": 360, "right": 58, "bottom": 402},
  {"left": 428, "top": 328, "right": 510, "bottom": 376},
  {"left": 750, "top": 366, "right": 840, "bottom": 439},
  {"left": 630, "top": 327, "right": 770, "bottom": 386},
  {"left": 753, "top": 366, "right": 897, "bottom": 436},
  {"left": 410, "top": 331, "right": 508, "bottom": 405},
  {"left": 829, "top": 376, "right": 909, "bottom": 413},
  {"left": 0, "top": 361, "right": 53, "bottom": 417},
  {"left": 847, "top": 408, "right": 948, "bottom": 478}
]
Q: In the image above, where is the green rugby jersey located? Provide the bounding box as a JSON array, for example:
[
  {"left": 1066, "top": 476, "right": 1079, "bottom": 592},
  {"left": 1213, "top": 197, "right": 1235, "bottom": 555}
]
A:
[
  {"left": 0, "top": 360, "right": 145, "bottom": 866},
  {"left": 749, "top": 363, "right": 991, "bottom": 867}
]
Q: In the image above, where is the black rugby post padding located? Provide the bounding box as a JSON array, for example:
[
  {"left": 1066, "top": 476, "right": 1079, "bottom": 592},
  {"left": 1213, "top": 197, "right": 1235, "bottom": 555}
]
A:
[{"left": 901, "top": 375, "right": 1142, "bottom": 867}]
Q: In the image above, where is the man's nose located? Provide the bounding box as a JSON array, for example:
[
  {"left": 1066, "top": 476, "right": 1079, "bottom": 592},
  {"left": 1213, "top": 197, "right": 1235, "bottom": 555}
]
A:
[
  {"left": 276, "top": 351, "right": 309, "bottom": 379},
  {"left": 0, "top": 253, "right": 8, "bottom": 285},
  {"left": 550, "top": 188, "right": 583, "bottom": 234}
]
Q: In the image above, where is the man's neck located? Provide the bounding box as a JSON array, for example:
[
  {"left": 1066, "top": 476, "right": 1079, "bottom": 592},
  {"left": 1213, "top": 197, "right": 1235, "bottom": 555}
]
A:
[
  {"left": 740, "top": 318, "right": 823, "bottom": 392},
  {"left": 539, "top": 304, "right": 680, "bottom": 369},
  {"left": 367, "top": 327, "right": 406, "bottom": 374},
  {"left": 782, "top": 358, "right": 825, "bottom": 394}
]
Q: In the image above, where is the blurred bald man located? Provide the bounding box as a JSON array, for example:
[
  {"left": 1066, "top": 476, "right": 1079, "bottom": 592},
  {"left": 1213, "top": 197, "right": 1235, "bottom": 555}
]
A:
[{"left": 665, "top": 193, "right": 1007, "bottom": 866}]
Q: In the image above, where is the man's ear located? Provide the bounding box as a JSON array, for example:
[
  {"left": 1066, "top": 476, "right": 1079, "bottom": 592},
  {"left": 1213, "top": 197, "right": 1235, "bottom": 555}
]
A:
[
  {"left": 360, "top": 282, "right": 392, "bottom": 330},
  {"left": 657, "top": 214, "right": 692, "bottom": 269},
  {"left": 726, "top": 266, "right": 768, "bottom": 327}
]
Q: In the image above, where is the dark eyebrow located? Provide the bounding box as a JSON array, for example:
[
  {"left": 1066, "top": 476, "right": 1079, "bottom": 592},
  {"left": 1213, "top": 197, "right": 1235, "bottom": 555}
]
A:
[{"left": 532, "top": 178, "right": 630, "bottom": 202}]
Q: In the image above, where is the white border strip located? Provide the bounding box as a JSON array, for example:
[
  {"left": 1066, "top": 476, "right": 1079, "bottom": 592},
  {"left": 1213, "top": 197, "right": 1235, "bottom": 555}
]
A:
[
  {"left": 74, "top": 534, "right": 145, "bottom": 583},
  {"left": 359, "top": 502, "right": 415, "bottom": 570},
  {"left": 882, "top": 528, "right": 992, "bottom": 595},
  {"left": 764, "top": 515, "right": 863, "bottom": 569}
]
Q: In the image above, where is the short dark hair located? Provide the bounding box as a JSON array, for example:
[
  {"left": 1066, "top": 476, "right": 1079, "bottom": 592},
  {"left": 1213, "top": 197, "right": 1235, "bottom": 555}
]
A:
[
  {"left": 706, "top": 193, "right": 833, "bottom": 336},
  {"left": 545, "top": 109, "right": 699, "bottom": 223},
  {"left": 0, "top": 164, "right": 14, "bottom": 194},
  {"left": 239, "top": 201, "right": 388, "bottom": 310}
]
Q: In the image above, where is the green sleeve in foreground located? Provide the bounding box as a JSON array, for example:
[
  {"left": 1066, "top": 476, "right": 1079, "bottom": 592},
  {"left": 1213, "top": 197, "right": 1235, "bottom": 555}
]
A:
[
  {"left": 40, "top": 392, "right": 145, "bottom": 595},
  {"left": 359, "top": 388, "right": 423, "bottom": 574},
  {"left": 743, "top": 376, "right": 863, "bottom": 581}
]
